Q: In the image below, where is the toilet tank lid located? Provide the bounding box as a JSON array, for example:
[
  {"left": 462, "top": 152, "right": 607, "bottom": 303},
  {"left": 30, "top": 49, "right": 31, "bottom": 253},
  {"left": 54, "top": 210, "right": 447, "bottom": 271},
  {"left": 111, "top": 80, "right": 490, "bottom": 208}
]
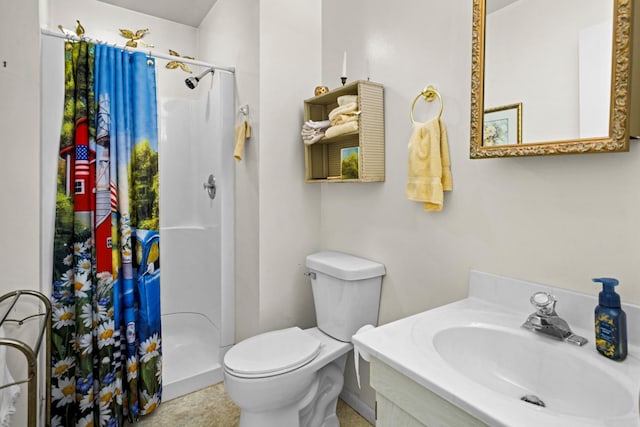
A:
[{"left": 305, "top": 251, "right": 386, "bottom": 281}]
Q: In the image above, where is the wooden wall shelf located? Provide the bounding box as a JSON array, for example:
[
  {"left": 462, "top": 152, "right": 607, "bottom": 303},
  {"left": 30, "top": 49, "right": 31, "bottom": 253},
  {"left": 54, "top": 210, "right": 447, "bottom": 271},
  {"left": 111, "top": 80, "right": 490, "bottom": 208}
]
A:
[{"left": 303, "top": 80, "right": 385, "bottom": 183}]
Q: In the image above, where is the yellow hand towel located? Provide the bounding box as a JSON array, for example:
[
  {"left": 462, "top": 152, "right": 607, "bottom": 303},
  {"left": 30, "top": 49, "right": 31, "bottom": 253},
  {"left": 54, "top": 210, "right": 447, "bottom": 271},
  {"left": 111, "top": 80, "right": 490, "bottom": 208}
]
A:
[
  {"left": 406, "top": 118, "right": 453, "bottom": 211},
  {"left": 234, "top": 120, "right": 251, "bottom": 160}
]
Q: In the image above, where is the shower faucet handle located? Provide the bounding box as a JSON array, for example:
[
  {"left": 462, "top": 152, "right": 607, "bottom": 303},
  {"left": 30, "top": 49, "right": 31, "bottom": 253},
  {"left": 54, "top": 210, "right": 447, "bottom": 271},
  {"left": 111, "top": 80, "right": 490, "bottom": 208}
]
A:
[{"left": 203, "top": 174, "right": 216, "bottom": 200}]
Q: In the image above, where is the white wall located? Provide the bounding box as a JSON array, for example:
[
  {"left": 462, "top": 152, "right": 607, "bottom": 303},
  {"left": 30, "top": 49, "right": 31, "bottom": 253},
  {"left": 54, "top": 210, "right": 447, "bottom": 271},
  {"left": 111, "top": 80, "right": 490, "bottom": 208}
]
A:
[
  {"left": 199, "top": 0, "right": 323, "bottom": 340},
  {"left": 0, "top": 0, "right": 41, "bottom": 297},
  {"left": 579, "top": 19, "right": 612, "bottom": 138},
  {"left": 485, "top": 0, "right": 612, "bottom": 142},
  {"left": 198, "top": 0, "right": 261, "bottom": 341},
  {"left": 322, "top": 0, "right": 478, "bottom": 325},
  {"left": 257, "top": 0, "right": 322, "bottom": 333},
  {"left": 320, "top": 0, "right": 640, "bottom": 409},
  {"left": 0, "top": 3, "right": 41, "bottom": 424}
]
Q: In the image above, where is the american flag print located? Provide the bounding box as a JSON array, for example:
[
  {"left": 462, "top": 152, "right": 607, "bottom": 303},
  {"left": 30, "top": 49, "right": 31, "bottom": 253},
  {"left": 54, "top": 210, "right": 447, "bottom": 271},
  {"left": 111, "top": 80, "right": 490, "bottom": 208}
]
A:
[{"left": 75, "top": 145, "right": 90, "bottom": 176}]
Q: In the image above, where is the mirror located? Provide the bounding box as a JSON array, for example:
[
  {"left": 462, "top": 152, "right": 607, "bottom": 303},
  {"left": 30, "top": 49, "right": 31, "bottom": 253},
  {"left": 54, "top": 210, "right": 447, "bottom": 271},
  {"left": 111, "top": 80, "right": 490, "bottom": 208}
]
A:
[{"left": 470, "top": 0, "right": 634, "bottom": 158}]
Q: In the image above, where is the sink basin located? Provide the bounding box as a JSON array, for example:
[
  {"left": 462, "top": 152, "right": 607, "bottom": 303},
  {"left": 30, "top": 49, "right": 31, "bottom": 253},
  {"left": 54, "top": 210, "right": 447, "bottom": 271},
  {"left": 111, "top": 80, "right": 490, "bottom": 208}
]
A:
[
  {"left": 353, "top": 271, "right": 640, "bottom": 427},
  {"left": 432, "top": 325, "right": 634, "bottom": 418}
]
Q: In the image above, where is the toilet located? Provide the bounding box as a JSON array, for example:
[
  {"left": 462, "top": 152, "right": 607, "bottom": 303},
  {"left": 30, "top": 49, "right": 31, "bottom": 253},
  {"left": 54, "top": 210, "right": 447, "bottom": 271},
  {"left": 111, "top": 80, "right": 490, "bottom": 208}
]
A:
[{"left": 223, "top": 251, "right": 385, "bottom": 427}]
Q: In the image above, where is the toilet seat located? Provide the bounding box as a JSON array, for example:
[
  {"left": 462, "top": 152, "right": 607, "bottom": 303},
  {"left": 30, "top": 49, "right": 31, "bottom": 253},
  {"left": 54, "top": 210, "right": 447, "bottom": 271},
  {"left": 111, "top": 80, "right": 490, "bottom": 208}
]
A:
[{"left": 224, "top": 327, "right": 322, "bottom": 378}]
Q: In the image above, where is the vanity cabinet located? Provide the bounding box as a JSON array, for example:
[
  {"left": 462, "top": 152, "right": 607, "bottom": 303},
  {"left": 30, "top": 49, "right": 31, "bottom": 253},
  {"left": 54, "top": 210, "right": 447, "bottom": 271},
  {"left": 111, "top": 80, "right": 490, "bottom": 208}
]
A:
[
  {"left": 303, "top": 80, "right": 384, "bottom": 183},
  {"left": 370, "top": 357, "right": 487, "bottom": 427}
]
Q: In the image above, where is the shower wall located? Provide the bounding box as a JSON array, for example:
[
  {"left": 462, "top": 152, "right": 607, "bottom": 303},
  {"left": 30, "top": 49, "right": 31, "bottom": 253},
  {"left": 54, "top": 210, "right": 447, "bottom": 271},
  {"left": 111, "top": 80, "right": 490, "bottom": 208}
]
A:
[
  {"left": 159, "top": 74, "right": 229, "bottom": 335},
  {"left": 158, "top": 70, "right": 236, "bottom": 399}
]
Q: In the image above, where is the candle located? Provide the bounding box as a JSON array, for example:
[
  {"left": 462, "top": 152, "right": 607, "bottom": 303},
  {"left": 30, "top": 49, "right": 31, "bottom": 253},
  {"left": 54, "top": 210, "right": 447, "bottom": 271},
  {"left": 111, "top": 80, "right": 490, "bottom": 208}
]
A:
[{"left": 341, "top": 51, "right": 347, "bottom": 77}]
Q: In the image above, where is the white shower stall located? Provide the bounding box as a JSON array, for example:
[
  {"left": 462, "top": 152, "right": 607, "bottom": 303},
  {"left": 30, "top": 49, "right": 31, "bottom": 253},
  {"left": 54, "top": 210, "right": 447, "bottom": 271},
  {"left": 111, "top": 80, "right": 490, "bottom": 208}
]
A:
[
  {"left": 40, "top": 36, "right": 235, "bottom": 403},
  {"left": 158, "top": 70, "right": 235, "bottom": 400}
]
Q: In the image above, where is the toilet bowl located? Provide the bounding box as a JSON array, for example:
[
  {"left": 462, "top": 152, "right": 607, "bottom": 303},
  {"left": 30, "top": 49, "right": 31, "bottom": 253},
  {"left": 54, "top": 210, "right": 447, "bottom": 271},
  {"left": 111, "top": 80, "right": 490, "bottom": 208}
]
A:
[
  {"left": 224, "top": 327, "right": 351, "bottom": 427},
  {"left": 223, "top": 251, "right": 385, "bottom": 427}
]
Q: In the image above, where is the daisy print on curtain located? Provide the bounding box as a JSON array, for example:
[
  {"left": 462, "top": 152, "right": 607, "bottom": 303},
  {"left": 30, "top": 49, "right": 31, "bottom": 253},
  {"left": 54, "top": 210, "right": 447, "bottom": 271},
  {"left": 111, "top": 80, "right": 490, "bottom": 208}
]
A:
[{"left": 51, "top": 40, "right": 162, "bottom": 426}]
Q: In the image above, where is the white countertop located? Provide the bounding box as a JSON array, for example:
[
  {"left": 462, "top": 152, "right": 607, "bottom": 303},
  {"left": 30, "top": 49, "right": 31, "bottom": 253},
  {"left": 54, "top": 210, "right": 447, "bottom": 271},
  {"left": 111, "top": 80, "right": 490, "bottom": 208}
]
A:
[{"left": 353, "top": 270, "right": 640, "bottom": 427}]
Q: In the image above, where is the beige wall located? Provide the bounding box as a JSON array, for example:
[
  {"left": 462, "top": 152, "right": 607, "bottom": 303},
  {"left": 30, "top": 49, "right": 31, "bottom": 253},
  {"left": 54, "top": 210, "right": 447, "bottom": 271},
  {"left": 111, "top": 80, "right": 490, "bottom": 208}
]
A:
[{"left": 320, "top": 0, "right": 640, "bottom": 407}]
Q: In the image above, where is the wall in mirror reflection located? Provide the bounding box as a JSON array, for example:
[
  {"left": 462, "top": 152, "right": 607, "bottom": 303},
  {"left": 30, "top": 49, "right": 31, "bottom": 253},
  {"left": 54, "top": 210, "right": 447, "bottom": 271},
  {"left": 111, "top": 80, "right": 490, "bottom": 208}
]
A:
[{"left": 484, "top": 0, "right": 612, "bottom": 145}]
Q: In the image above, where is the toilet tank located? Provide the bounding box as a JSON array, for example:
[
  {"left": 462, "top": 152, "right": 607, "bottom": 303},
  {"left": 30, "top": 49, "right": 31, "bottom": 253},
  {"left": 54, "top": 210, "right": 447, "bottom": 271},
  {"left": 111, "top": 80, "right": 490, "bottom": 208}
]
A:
[{"left": 306, "top": 251, "right": 385, "bottom": 342}]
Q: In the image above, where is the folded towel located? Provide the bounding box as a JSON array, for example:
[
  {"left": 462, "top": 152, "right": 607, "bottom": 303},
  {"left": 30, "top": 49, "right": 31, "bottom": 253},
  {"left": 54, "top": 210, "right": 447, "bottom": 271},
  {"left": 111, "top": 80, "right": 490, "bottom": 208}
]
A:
[
  {"left": 303, "top": 133, "right": 325, "bottom": 145},
  {"left": 0, "top": 326, "right": 20, "bottom": 427},
  {"left": 325, "top": 120, "right": 359, "bottom": 139},
  {"left": 406, "top": 118, "right": 452, "bottom": 211},
  {"left": 337, "top": 95, "right": 358, "bottom": 106},
  {"left": 301, "top": 119, "right": 332, "bottom": 145},
  {"left": 304, "top": 119, "right": 331, "bottom": 129},
  {"left": 331, "top": 112, "right": 360, "bottom": 126},
  {"left": 234, "top": 120, "right": 251, "bottom": 160},
  {"left": 328, "top": 102, "right": 358, "bottom": 121}
]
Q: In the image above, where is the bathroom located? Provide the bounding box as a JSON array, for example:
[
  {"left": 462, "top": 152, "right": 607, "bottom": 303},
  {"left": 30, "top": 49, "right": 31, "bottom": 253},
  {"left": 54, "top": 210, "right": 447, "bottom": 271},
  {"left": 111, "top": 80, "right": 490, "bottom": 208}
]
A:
[{"left": 2, "top": 0, "right": 640, "bottom": 425}]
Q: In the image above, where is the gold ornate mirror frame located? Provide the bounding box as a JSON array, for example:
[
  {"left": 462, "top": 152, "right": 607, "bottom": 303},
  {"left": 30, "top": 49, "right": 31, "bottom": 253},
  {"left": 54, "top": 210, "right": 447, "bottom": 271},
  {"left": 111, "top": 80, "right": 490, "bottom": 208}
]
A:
[{"left": 470, "top": 0, "right": 634, "bottom": 158}]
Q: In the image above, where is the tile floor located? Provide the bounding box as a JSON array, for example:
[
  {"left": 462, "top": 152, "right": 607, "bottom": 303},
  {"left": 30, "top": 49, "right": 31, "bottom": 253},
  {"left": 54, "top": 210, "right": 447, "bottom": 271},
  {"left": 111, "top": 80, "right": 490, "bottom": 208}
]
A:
[{"left": 131, "top": 382, "right": 373, "bottom": 427}]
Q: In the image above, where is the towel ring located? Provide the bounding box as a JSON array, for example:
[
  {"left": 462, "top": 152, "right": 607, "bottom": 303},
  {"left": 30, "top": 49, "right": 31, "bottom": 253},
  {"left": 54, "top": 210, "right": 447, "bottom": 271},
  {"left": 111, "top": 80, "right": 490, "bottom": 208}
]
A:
[{"left": 410, "top": 85, "right": 443, "bottom": 124}]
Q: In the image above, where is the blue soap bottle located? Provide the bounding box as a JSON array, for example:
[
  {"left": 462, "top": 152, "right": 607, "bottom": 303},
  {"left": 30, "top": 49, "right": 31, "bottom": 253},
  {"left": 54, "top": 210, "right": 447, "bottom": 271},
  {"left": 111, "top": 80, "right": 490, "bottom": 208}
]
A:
[{"left": 593, "top": 278, "right": 627, "bottom": 361}]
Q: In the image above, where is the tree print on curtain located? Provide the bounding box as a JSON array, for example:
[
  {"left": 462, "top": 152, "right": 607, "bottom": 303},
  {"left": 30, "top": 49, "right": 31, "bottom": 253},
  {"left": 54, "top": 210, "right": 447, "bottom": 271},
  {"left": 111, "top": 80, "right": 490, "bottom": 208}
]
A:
[{"left": 51, "top": 40, "right": 162, "bottom": 427}]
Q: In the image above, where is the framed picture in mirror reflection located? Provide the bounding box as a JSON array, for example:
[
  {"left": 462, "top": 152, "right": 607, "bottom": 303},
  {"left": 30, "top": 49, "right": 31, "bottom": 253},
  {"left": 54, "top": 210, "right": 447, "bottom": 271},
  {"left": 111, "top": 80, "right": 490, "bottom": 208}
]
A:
[{"left": 483, "top": 102, "right": 522, "bottom": 146}]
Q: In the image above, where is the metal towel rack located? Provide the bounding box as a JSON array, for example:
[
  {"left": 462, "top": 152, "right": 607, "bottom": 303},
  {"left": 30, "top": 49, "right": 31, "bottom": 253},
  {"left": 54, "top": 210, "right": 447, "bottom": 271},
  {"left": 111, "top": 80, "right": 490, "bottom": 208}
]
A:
[
  {"left": 0, "top": 290, "right": 52, "bottom": 427},
  {"left": 410, "top": 85, "right": 443, "bottom": 124}
]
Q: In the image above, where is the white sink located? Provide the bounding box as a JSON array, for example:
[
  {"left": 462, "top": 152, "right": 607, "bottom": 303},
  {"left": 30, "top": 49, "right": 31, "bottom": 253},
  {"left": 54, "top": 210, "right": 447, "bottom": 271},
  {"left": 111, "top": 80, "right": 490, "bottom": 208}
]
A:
[
  {"left": 432, "top": 325, "right": 634, "bottom": 418},
  {"left": 353, "top": 271, "right": 640, "bottom": 427}
]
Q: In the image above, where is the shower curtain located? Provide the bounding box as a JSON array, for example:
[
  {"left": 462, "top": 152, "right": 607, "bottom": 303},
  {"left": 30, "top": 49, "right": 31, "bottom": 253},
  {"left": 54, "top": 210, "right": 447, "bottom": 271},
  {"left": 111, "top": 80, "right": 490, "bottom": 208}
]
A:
[{"left": 51, "top": 41, "right": 162, "bottom": 426}]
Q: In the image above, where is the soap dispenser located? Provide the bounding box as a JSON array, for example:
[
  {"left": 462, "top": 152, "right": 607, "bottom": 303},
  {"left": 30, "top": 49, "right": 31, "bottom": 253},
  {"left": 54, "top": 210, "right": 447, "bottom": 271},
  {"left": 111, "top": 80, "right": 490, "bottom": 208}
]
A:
[{"left": 593, "top": 278, "right": 627, "bottom": 361}]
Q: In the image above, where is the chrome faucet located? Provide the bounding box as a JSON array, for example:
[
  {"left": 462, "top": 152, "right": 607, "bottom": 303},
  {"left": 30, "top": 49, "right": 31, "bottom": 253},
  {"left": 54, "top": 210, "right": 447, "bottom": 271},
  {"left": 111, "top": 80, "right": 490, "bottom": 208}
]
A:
[{"left": 522, "top": 292, "right": 588, "bottom": 346}]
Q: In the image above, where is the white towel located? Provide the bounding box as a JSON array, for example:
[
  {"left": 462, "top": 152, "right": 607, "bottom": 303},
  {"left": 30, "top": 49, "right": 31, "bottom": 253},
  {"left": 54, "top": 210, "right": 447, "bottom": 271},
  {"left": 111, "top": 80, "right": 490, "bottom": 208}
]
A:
[
  {"left": 304, "top": 119, "right": 331, "bottom": 129},
  {"left": 0, "top": 326, "right": 20, "bottom": 427},
  {"left": 301, "top": 120, "right": 332, "bottom": 145}
]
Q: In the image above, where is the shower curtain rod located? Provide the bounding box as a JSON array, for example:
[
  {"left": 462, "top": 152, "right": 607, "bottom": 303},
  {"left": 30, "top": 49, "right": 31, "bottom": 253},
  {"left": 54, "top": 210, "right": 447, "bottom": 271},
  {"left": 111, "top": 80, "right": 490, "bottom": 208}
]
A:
[{"left": 40, "top": 27, "right": 235, "bottom": 73}]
